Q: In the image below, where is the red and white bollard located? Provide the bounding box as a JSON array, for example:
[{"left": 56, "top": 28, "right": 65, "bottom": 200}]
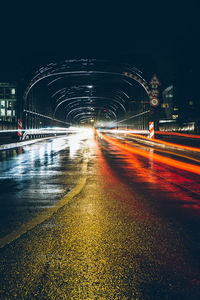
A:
[
  {"left": 17, "top": 119, "right": 22, "bottom": 137},
  {"left": 149, "top": 121, "right": 154, "bottom": 139}
]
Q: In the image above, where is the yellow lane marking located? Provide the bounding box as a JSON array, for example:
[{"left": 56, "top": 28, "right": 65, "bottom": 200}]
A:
[{"left": 0, "top": 159, "right": 88, "bottom": 249}]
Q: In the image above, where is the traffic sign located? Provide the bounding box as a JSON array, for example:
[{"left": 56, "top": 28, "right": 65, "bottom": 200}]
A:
[
  {"left": 149, "top": 74, "right": 160, "bottom": 87},
  {"left": 150, "top": 98, "right": 159, "bottom": 107},
  {"left": 150, "top": 89, "right": 159, "bottom": 97}
]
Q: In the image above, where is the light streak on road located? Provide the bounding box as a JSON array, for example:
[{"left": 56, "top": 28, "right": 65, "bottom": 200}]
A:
[
  {"left": 146, "top": 146, "right": 200, "bottom": 164},
  {"left": 155, "top": 131, "right": 200, "bottom": 139},
  {"left": 126, "top": 132, "right": 200, "bottom": 153},
  {"left": 110, "top": 139, "right": 200, "bottom": 200},
  {"left": 68, "top": 128, "right": 94, "bottom": 158},
  {"left": 0, "top": 126, "right": 88, "bottom": 135},
  {"left": 108, "top": 129, "right": 200, "bottom": 153},
  {"left": 99, "top": 129, "right": 149, "bottom": 135},
  {"left": 98, "top": 129, "right": 200, "bottom": 153},
  {"left": 96, "top": 130, "right": 200, "bottom": 175},
  {"left": 96, "top": 132, "right": 200, "bottom": 211}
]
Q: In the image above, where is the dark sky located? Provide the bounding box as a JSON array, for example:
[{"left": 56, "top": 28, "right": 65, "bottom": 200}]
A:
[{"left": 0, "top": 1, "right": 199, "bottom": 83}]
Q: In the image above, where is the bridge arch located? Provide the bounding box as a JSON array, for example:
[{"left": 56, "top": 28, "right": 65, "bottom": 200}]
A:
[{"left": 23, "top": 59, "right": 154, "bottom": 130}]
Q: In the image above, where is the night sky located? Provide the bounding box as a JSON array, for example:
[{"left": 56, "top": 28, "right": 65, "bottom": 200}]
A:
[{"left": 0, "top": 1, "right": 199, "bottom": 85}]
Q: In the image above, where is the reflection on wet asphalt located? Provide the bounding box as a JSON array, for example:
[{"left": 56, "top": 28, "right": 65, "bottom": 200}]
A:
[
  {"left": 101, "top": 134, "right": 200, "bottom": 219},
  {"left": 0, "top": 132, "right": 200, "bottom": 299},
  {"left": 0, "top": 134, "right": 88, "bottom": 237}
]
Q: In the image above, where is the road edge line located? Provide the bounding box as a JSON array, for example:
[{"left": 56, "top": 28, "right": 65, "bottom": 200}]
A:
[{"left": 0, "top": 159, "right": 88, "bottom": 249}]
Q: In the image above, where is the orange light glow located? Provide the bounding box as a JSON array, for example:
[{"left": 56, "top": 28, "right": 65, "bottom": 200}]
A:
[
  {"left": 148, "top": 147, "right": 200, "bottom": 164},
  {"left": 126, "top": 132, "right": 200, "bottom": 153},
  {"left": 155, "top": 131, "right": 200, "bottom": 139},
  {"left": 96, "top": 130, "right": 200, "bottom": 175},
  {"left": 96, "top": 130, "right": 200, "bottom": 211}
]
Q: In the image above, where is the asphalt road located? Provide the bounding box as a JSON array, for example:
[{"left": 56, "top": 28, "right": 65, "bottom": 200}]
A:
[
  {"left": 0, "top": 134, "right": 86, "bottom": 239},
  {"left": 0, "top": 130, "right": 200, "bottom": 299}
]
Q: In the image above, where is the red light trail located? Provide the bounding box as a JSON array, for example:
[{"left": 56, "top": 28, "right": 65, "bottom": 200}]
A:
[
  {"left": 96, "top": 130, "right": 200, "bottom": 175},
  {"left": 126, "top": 132, "right": 200, "bottom": 153},
  {"left": 155, "top": 131, "right": 200, "bottom": 139}
]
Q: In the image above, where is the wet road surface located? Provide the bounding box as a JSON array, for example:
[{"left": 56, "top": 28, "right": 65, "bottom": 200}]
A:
[
  {"left": 0, "top": 130, "right": 200, "bottom": 299},
  {"left": 0, "top": 133, "right": 88, "bottom": 238}
]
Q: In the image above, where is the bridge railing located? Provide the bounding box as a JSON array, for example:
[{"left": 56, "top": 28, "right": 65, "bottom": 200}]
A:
[{"left": 0, "top": 128, "right": 71, "bottom": 143}]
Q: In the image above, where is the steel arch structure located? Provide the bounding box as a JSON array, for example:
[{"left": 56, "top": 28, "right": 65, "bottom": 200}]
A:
[{"left": 23, "top": 59, "right": 152, "bottom": 129}]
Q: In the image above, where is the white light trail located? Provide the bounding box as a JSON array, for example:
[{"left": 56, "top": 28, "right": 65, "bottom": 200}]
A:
[{"left": 98, "top": 129, "right": 149, "bottom": 135}]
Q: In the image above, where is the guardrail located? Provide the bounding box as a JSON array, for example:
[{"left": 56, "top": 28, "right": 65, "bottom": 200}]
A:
[
  {"left": 0, "top": 128, "right": 71, "bottom": 141},
  {"left": 0, "top": 127, "right": 85, "bottom": 151}
]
